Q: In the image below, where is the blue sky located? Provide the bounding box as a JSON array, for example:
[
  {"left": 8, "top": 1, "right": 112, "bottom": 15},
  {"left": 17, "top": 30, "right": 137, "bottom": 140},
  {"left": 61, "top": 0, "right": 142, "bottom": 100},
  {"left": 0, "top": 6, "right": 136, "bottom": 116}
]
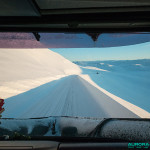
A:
[{"left": 51, "top": 42, "right": 150, "bottom": 61}]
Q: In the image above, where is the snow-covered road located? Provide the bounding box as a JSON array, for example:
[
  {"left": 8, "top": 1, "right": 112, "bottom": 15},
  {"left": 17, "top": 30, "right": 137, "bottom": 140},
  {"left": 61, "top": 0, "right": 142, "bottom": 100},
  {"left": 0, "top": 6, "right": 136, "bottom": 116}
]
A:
[
  {"left": 1, "top": 48, "right": 150, "bottom": 119},
  {"left": 3, "top": 75, "right": 139, "bottom": 118}
]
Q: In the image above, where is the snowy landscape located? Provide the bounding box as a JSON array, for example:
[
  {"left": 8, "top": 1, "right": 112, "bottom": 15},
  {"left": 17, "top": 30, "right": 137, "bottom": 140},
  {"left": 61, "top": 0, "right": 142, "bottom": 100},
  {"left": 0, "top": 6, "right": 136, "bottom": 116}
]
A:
[
  {"left": 0, "top": 48, "right": 150, "bottom": 118},
  {"left": 74, "top": 59, "right": 150, "bottom": 114}
]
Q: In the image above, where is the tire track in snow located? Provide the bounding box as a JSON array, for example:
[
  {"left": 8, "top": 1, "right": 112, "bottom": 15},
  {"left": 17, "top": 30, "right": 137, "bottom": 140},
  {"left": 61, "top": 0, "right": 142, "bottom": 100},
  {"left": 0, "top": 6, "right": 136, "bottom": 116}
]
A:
[{"left": 2, "top": 75, "right": 140, "bottom": 118}]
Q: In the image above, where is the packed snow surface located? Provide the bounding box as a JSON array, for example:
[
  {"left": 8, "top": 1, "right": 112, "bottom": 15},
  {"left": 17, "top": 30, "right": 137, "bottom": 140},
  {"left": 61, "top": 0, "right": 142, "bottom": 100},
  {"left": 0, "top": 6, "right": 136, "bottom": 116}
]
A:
[{"left": 1, "top": 48, "right": 150, "bottom": 118}]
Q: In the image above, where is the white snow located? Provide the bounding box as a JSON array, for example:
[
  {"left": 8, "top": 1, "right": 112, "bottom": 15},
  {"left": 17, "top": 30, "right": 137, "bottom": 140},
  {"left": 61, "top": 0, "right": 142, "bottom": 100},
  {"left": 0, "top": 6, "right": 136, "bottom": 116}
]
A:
[
  {"left": 0, "top": 48, "right": 81, "bottom": 99},
  {"left": 80, "top": 66, "right": 108, "bottom": 72},
  {"left": 1, "top": 48, "right": 150, "bottom": 119},
  {"left": 134, "top": 64, "right": 142, "bottom": 66},
  {"left": 79, "top": 75, "right": 150, "bottom": 118},
  {"left": 107, "top": 64, "right": 113, "bottom": 67},
  {"left": 79, "top": 60, "right": 150, "bottom": 114}
]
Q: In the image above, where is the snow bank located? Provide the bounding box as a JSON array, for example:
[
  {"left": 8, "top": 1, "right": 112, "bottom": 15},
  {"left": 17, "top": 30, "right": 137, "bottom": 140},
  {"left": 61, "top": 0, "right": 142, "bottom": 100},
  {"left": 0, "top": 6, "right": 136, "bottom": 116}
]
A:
[
  {"left": 79, "top": 74, "right": 150, "bottom": 118},
  {"left": 0, "top": 48, "right": 81, "bottom": 98},
  {"left": 80, "top": 66, "right": 108, "bottom": 72}
]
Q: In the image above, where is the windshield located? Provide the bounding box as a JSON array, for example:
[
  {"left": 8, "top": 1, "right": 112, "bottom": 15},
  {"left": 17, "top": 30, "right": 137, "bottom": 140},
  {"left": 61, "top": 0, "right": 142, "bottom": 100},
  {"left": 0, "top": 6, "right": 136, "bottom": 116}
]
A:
[{"left": 0, "top": 32, "right": 150, "bottom": 141}]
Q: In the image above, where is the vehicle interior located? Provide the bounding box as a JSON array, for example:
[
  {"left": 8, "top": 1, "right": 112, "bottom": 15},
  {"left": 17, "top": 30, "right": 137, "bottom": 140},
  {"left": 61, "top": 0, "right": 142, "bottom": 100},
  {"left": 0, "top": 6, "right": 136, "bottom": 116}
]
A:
[{"left": 0, "top": 0, "right": 150, "bottom": 150}]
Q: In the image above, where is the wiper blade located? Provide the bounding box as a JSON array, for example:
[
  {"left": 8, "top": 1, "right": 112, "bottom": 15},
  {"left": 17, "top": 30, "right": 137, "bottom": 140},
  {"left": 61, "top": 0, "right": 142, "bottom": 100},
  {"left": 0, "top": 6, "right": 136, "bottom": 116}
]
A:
[{"left": 88, "top": 118, "right": 111, "bottom": 137}]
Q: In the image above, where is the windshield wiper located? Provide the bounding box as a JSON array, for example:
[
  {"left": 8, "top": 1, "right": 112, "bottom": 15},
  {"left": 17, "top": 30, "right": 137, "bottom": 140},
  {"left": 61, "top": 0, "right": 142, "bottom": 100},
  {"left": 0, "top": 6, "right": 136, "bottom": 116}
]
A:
[{"left": 88, "top": 118, "right": 111, "bottom": 137}]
